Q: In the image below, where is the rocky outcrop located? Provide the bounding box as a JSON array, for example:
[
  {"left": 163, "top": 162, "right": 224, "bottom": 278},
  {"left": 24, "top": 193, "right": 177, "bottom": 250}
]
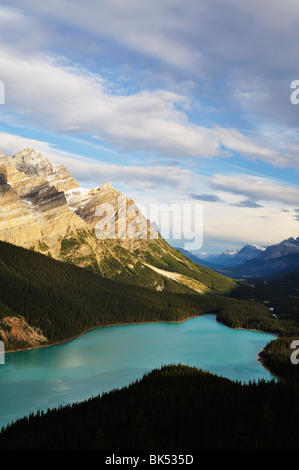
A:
[{"left": 0, "top": 316, "right": 48, "bottom": 349}]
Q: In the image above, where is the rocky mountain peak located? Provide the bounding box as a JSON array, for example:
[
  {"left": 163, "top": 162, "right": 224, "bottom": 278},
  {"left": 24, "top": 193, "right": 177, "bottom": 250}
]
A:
[
  {"left": 87, "top": 182, "right": 118, "bottom": 198},
  {"left": 282, "top": 237, "right": 299, "bottom": 245},
  {"left": 12, "top": 148, "right": 59, "bottom": 177},
  {"left": 261, "top": 236, "right": 299, "bottom": 260},
  {"left": 99, "top": 182, "right": 115, "bottom": 192},
  {"left": 5, "top": 148, "right": 79, "bottom": 193},
  {"left": 241, "top": 244, "right": 265, "bottom": 253}
]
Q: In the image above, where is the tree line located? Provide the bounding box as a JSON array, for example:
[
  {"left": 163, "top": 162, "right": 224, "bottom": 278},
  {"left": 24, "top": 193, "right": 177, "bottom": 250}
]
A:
[{"left": 0, "top": 364, "right": 298, "bottom": 450}]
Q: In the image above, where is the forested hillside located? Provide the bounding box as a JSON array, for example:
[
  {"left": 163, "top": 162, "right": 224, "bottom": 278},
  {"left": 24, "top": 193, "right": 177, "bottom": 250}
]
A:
[
  {"left": 0, "top": 364, "right": 298, "bottom": 450},
  {"left": 0, "top": 240, "right": 269, "bottom": 351}
]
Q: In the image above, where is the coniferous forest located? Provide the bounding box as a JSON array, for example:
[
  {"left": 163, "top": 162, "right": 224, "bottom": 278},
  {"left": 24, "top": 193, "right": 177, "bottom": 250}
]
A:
[
  {"left": 0, "top": 240, "right": 275, "bottom": 350},
  {"left": 0, "top": 364, "right": 298, "bottom": 451}
]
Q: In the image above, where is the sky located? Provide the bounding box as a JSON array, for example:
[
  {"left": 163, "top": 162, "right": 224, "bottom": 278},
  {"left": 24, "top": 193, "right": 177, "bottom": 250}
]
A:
[{"left": 0, "top": 0, "right": 299, "bottom": 253}]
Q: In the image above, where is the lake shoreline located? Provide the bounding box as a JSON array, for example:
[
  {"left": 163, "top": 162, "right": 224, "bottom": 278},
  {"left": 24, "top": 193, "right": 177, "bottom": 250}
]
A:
[
  {"left": 214, "top": 318, "right": 280, "bottom": 380},
  {"left": 4, "top": 313, "right": 279, "bottom": 380},
  {"left": 5, "top": 314, "right": 202, "bottom": 354},
  {"left": 0, "top": 315, "right": 278, "bottom": 433}
]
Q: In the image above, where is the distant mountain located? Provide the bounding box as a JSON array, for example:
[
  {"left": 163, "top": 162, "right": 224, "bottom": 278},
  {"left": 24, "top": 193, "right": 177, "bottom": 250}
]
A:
[
  {"left": 224, "top": 237, "right": 299, "bottom": 278},
  {"left": 212, "top": 244, "right": 265, "bottom": 267},
  {"left": 180, "top": 237, "right": 299, "bottom": 279},
  {"left": 259, "top": 237, "right": 299, "bottom": 259},
  {"left": 174, "top": 247, "right": 209, "bottom": 265},
  {"left": 175, "top": 247, "right": 225, "bottom": 270},
  {"left": 182, "top": 244, "right": 265, "bottom": 268}
]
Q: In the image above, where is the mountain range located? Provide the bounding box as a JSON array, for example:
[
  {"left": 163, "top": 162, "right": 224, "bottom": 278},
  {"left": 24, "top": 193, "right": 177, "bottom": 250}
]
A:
[
  {"left": 0, "top": 148, "right": 238, "bottom": 295},
  {"left": 223, "top": 237, "right": 299, "bottom": 278},
  {"left": 180, "top": 237, "right": 299, "bottom": 278},
  {"left": 201, "top": 244, "right": 265, "bottom": 267},
  {"left": 181, "top": 244, "right": 265, "bottom": 268}
]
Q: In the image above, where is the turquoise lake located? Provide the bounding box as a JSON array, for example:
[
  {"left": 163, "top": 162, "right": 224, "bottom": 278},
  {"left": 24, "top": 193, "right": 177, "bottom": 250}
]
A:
[{"left": 0, "top": 315, "right": 276, "bottom": 429}]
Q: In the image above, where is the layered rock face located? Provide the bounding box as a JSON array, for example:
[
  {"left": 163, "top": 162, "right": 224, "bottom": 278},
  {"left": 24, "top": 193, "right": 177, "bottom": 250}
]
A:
[
  {"left": 0, "top": 148, "right": 159, "bottom": 260},
  {"left": 66, "top": 182, "right": 158, "bottom": 242},
  {"left": 11, "top": 148, "right": 79, "bottom": 192},
  {"left": 0, "top": 149, "right": 86, "bottom": 254}
]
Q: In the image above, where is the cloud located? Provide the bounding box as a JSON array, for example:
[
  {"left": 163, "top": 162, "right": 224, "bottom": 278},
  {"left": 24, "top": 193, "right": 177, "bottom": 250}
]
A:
[
  {"left": 0, "top": 1, "right": 204, "bottom": 71},
  {"left": 1, "top": 1, "right": 298, "bottom": 166},
  {"left": 190, "top": 193, "right": 224, "bottom": 203},
  {"left": 0, "top": 6, "right": 49, "bottom": 54},
  {"left": 5, "top": 0, "right": 299, "bottom": 73},
  {"left": 0, "top": 131, "right": 193, "bottom": 190},
  {"left": 200, "top": 201, "right": 299, "bottom": 248},
  {"left": 231, "top": 199, "right": 263, "bottom": 208},
  {"left": 3, "top": 0, "right": 299, "bottom": 130},
  {"left": 58, "top": 156, "right": 194, "bottom": 190},
  {"left": 0, "top": 44, "right": 293, "bottom": 166},
  {"left": 0, "top": 1, "right": 299, "bottom": 250},
  {"left": 211, "top": 174, "right": 299, "bottom": 206}
]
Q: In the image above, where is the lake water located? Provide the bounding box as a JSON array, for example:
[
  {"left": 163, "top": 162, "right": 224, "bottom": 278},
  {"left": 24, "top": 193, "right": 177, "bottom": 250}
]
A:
[{"left": 0, "top": 315, "right": 276, "bottom": 429}]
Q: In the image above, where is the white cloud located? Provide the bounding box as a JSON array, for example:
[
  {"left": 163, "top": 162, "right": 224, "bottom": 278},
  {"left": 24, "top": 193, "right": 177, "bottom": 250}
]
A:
[
  {"left": 6, "top": 0, "right": 299, "bottom": 73},
  {"left": 0, "top": 45, "right": 293, "bottom": 165},
  {"left": 53, "top": 155, "right": 194, "bottom": 190},
  {"left": 0, "top": 131, "right": 193, "bottom": 190},
  {"left": 211, "top": 173, "right": 299, "bottom": 206},
  {"left": 1, "top": 0, "right": 204, "bottom": 70},
  {"left": 2, "top": 0, "right": 299, "bottom": 135},
  {"left": 202, "top": 204, "right": 299, "bottom": 247}
]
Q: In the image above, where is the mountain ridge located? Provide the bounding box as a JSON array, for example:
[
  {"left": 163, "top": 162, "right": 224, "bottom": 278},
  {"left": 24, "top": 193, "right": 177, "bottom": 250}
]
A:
[
  {"left": 190, "top": 243, "right": 265, "bottom": 267},
  {"left": 215, "top": 237, "right": 299, "bottom": 278}
]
